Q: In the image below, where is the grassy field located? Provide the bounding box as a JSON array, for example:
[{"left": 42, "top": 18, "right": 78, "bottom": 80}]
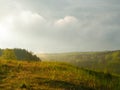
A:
[{"left": 0, "top": 59, "right": 120, "bottom": 90}]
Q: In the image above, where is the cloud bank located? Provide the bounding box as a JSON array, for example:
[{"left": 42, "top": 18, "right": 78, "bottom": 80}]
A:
[{"left": 0, "top": 0, "right": 120, "bottom": 53}]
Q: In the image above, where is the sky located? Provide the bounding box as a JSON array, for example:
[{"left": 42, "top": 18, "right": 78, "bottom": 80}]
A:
[{"left": 0, "top": 0, "right": 120, "bottom": 53}]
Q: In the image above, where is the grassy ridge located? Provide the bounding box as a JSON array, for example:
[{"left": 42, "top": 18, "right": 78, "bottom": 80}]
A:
[{"left": 0, "top": 60, "right": 120, "bottom": 90}]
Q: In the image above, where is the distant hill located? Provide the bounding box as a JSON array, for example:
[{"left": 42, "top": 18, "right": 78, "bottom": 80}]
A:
[
  {"left": 38, "top": 50, "right": 120, "bottom": 74},
  {"left": 0, "top": 48, "right": 41, "bottom": 61},
  {"left": 0, "top": 59, "right": 120, "bottom": 90}
]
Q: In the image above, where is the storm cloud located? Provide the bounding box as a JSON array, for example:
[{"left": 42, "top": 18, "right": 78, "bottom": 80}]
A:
[{"left": 0, "top": 0, "right": 120, "bottom": 53}]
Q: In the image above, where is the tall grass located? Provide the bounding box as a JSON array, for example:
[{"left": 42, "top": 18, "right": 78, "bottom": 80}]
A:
[{"left": 0, "top": 59, "right": 120, "bottom": 90}]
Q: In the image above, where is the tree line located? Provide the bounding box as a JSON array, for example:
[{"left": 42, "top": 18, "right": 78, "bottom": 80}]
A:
[{"left": 0, "top": 48, "right": 41, "bottom": 61}]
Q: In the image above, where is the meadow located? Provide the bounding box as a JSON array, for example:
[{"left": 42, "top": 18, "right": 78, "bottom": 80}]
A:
[{"left": 0, "top": 59, "right": 120, "bottom": 90}]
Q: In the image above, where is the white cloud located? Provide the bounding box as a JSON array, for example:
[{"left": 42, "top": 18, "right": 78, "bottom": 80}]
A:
[
  {"left": 54, "top": 16, "right": 78, "bottom": 27},
  {"left": 19, "top": 10, "right": 45, "bottom": 24},
  {"left": 0, "top": 10, "right": 46, "bottom": 43},
  {"left": 0, "top": 15, "right": 14, "bottom": 41},
  {"left": 0, "top": 10, "right": 46, "bottom": 33},
  {"left": 0, "top": 10, "right": 45, "bottom": 26}
]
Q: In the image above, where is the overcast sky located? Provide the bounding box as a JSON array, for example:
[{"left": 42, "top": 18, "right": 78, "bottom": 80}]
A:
[{"left": 0, "top": 0, "right": 120, "bottom": 53}]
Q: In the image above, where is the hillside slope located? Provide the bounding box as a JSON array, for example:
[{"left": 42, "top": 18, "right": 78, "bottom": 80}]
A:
[
  {"left": 0, "top": 48, "right": 40, "bottom": 61},
  {"left": 38, "top": 51, "right": 120, "bottom": 74},
  {"left": 0, "top": 60, "right": 120, "bottom": 90}
]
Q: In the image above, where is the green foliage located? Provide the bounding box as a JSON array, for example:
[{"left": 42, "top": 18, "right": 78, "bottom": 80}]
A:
[
  {"left": 1, "top": 49, "right": 17, "bottom": 60},
  {"left": 112, "top": 51, "right": 120, "bottom": 61},
  {"left": 13, "top": 48, "right": 40, "bottom": 61},
  {"left": 0, "top": 48, "right": 2, "bottom": 56},
  {"left": 39, "top": 50, "right": 120, "bottom": 75},
  {"left": 0, "top": 48, "right": 41, "bottom": 61}
]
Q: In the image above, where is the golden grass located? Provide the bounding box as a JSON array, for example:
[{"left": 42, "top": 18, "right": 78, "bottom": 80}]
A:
[{"left": 0, "top": 59, "right": 120, "bottom": 90}]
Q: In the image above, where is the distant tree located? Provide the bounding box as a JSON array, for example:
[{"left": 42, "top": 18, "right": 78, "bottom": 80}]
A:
[
  {"left": 2, "top": 49, "right": 17, "bottom": 60},
  {"left": 0, "top": 48, "right": 41, "bottom": 61},
  {"left": 13, "top": 48, "right": 41, "bottom": 61}
]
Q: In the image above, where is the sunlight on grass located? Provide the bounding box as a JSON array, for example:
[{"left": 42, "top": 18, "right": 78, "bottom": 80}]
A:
[{"left": 0, "top": 59, "right": 120, "bottom": 90}]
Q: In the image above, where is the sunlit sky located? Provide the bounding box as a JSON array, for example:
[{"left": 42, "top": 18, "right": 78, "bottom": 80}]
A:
[{"left": 0, "top": 0, "right": 120, "bottom": 53}]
